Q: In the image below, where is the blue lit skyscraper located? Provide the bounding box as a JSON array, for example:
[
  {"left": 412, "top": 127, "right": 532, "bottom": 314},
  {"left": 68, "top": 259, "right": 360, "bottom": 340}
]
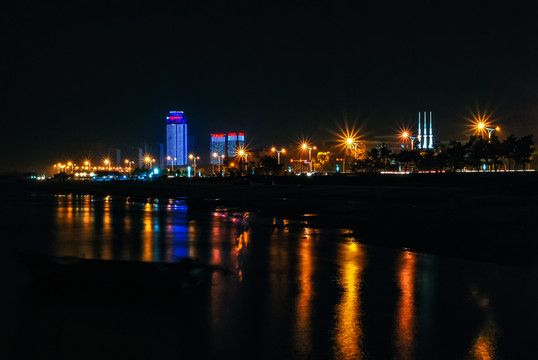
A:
[
  {"left": 210, "top": 134, "right": 226, "bottom": 164},
  {"left": 227, "top": 132, "right": 245, "bottom": 156},
  {"left": 166, "top": 111, "right": 188, "bottom": 165}
]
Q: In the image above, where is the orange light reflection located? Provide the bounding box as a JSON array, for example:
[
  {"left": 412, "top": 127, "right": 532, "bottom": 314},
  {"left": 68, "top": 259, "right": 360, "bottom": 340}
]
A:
[
  {"left": 395, "top": 251, "right": 417, "bottom": 359},
  {"left": 294, "top": 233, "right": 314, "bottom": 355},
  {"left": 334, "top": 242, "right": 366, "bottom": 360},
  {"left": 469, "top": 288, "right": 497, "bottom": 360}
]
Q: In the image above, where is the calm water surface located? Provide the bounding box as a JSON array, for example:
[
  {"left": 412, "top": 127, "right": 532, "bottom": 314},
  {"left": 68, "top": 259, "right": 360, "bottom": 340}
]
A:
[{"left": 3, "top": 194, "right": 538, "bottom": 359}]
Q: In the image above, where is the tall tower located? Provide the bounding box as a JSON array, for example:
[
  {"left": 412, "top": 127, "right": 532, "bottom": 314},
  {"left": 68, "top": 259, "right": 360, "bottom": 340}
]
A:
[
  {"left": 166, "top": 111, "right": 188, "bottom": 166},
  {"left": 417, "top": 112, "right": 434, "bottom": 149}
]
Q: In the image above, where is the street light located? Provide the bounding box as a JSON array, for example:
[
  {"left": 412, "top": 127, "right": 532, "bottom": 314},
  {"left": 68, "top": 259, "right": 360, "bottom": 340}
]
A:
[
  {"left": 400, "top": 131, "right": 416, "bottom": 151},
  {"left": 144, "top": 156, "right": 152, "bottom": 169},
  {"left": 271, "top": 147, "right": 286, "bottom": 165},
  {"left": 189, "top": 154, "right": 199, "bottom": 176},
  {"left": 124, "top": 159, "right": 133, "bottom": 174},
  {"left": 301, "top": 143, "right": 316, "bottom": 173},
  {"left": 343, "top": 138, "right": 360, "bottom": 173},
  {"left": 238, "top": 149, "right": 249, "bottom": 172},
  {"left": 212, "top": 152, "right": 218, "bottom": 175},
  {"left": 167, "top": 155, "right": 174, "bottom": 172},
  {"left": 485, "top": 126, "right": 500, "bottom": 139},
  {"left": 104, "top": 159, "right": 110, "bottom": 170},
  {"left": 470, "top": 112, "right": 498, "bottom": 139}
]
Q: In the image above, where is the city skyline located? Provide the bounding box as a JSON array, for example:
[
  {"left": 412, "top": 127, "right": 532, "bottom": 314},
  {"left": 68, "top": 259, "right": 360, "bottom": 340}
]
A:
[
  {"left": 20, "top": 106, "right": 537, "bottom": 174},
  {"left": 3, "top": 1, "right": 537, "bottom": 172}
]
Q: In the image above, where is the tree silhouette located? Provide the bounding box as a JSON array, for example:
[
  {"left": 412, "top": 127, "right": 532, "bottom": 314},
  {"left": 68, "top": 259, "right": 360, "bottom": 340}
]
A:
[
  {"left": 501, "top": 135, "right": 517, "bottom": 170},
  {"left": 445, "top": 140, "right": 468, "bottom": 172},
  {"left": 395, "top": 150, "right": 418, "bottom": 172},
  {"left": 513, "top": 135, "right": 534, "bottom": 170}
]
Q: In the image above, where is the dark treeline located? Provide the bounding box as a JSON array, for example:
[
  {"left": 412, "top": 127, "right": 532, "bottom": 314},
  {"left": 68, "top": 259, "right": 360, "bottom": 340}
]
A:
[{"left": 352, "top": 134, "right": 535, "bottom": 173}]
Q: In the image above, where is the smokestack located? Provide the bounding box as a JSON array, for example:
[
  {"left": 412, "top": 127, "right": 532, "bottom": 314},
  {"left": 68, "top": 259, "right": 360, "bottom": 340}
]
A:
[
  {"left": 429, "top": 111, "right": 433, "bottom": 149},
  {"left": 424, "top": 112, "right": 427, "bottom": 148},
  {"left": 418, "top": 112, "right": 422, "bottom": 149}
]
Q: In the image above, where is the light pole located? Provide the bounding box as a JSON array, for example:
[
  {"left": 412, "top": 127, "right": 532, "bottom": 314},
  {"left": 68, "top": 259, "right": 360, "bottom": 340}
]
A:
[
  {"left": 271, "top": 147, "right": 286, "bottom": 165},
  {"left": 212, "top": 152, "right": 218, "bottom": 175},
  {"left": 486, "top": 126, "right": 500, "bottom": 140},
  {"left": 167, "top": 156, "right": 174, "bottom": 171},
  {"left": 238, "top": 150, "right": 249, "bottom": 173},
  {"left": 125, "top": 159, "right": 133, "bottom": 174},
  {"left": 104, "top": 159, "right": 111, "bottom": 170},
  {"left": 401, "top": 131, "right": 416, "bottom": 151},
  {"left": 144, "top": 156, "right": 152, "bottom": 170},
  {"left": 346, "top": 138, "right": 359, "bottom": 160},
  {"left": 189, "top": 154, "right": 199, "bottom": 176},
  {"left": 301, "top": 143, "right": 316, "bottom": 173},
  {"left": 344, "top": 138, "right": 360, "bottom": 172}
]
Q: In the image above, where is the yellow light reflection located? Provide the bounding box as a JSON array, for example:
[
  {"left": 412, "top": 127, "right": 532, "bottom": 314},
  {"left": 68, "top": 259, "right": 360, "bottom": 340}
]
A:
[
  {"left": 142, "top": 202, "right": 153, "bottom": 262},
  {"left": 66, "top": 194, "right": 73, "bottom": 225},
  {"left": 82, "top": 196, "right": 92, "bottom": 258},
  {"left": 188, "top": 220, "right": 197, "bottom": 258},
  {"left": 469, "top": 288, "right": 497, "bottom": 360},
  {"left": 55, "top": 195, "right": 94, "bottom": 258},
  {"left": 395, "top": 251, "right": 417, "bottom": 359},
  {"left": 334, "top": 242, "right": 366, "bottom": 360},
  {"left": 101, "top": 196, "right": 112, "bottom": 260},
  {"left": 295, "top": 233, "right": 314, "bottom": 355}
]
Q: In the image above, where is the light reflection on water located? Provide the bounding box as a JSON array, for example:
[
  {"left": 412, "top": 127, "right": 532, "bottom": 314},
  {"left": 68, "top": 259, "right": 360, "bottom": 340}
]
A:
[
  {"left": 295, "top": 230, "right": 314, "bottom": 356},
  {"left": 469, "top": 287, "right": 497, "bottom": 360},
  {"left": 334, "top": 242, "right": 366, "bottom": 360},
  {"left": 394, "top": 251, "right": 417, "bottom": 360},
  {"left": 41, "top": 194, "right": 531, "bottom": 359}
]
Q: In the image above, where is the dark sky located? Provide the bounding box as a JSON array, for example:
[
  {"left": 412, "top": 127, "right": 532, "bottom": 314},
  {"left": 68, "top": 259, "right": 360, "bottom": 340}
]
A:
[{"left": 2, "top": 1, "right": 537, "bottom": 172}]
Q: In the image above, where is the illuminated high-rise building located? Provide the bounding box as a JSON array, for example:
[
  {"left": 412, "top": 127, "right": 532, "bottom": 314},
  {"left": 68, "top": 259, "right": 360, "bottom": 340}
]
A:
[
  {"left": 166, "top": 111, "right": 188, "bottom": 165},
  {"left": 417, "top": 111, "right": 434, "bottom": 149},
  {"left": 210, "top": 134, "right": 226, "bottom": 164},
  {"left": 227, "top": 132, "right": 245, "bottom": 156}
]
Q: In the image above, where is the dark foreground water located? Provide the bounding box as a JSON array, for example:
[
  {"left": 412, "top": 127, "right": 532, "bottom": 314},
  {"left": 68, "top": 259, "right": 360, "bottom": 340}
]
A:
[{"left": 1, "top": 194, "right": 537, "bottom": 359}]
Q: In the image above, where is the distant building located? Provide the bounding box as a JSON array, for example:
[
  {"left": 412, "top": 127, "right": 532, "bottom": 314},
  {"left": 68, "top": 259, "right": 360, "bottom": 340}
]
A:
[
  {"left": 210, "top": 134, "right": 226, "bottom": 164},
  {"left": 227, "top": 132, "right": 245, "bottom": 156},
  {"left": 418, "top": 111, "right": 434, "bottom": 149},
  {"left": 166, "top": 111, "right": 188, "bottom": 166}
]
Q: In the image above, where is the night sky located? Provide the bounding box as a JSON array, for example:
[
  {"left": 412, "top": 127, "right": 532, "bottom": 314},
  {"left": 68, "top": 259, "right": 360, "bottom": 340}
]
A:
[{"left": 3, "top": 1, "right": 537, "bottom": 172}]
